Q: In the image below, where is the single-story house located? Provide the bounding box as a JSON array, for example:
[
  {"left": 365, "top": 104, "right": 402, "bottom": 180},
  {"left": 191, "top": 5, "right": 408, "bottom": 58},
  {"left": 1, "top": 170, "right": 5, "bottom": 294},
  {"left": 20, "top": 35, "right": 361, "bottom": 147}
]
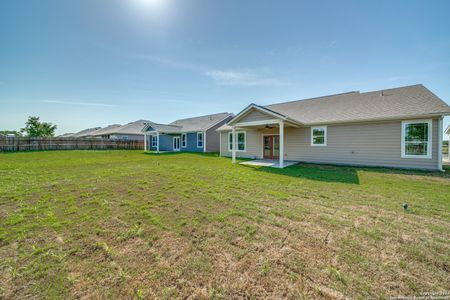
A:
[
  {"left": 102, "top": 120, "right": 149, "bottom": 141},
  {"left": 65, "top": 127, "right": 102, "bottom": 138},
  {"left": 143, "top": 112, "right": 233, "bottom": 152},
  {"left": 89, "top": 120, "right": 149, "bottom": 140},
  {"left": 218, "top": 84, "right": 450, "bottom": 171}
]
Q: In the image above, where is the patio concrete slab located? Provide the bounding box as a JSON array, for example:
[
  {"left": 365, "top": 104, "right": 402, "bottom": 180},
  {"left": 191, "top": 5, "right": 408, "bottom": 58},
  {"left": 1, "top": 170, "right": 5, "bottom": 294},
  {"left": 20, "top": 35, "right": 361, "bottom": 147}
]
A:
[{"left": 239, "top": 159, "right": 297, "bottom": 168}]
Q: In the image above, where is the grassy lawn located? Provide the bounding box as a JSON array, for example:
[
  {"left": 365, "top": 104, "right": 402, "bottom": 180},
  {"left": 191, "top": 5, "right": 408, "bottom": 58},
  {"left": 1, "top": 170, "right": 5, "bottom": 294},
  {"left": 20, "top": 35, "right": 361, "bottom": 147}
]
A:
[{"left": 0, "top": 151, "right": 449, "bottom": 299}]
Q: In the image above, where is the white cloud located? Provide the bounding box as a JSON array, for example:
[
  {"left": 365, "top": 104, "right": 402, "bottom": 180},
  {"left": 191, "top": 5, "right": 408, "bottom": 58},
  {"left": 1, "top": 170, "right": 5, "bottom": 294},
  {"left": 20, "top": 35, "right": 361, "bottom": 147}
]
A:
[
  {"left": 137, "top": 55, "right": 289, "bottom": 87},
  {"left": 42, "top": 100, "right": 116, "bottom": 107},
  {"left": 205, "top": 69, "right": 289, "bottom": 87}
]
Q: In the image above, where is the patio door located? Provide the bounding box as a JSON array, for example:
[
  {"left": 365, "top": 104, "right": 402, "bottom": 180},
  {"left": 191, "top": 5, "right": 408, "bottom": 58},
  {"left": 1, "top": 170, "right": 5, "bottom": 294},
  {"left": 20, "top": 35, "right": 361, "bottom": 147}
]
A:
[
  {"left": 263, "top": 135, "right": 280, "bottom": 159},
  {"left": 173, "top": 136, "right": 180, "bottom": 151}
]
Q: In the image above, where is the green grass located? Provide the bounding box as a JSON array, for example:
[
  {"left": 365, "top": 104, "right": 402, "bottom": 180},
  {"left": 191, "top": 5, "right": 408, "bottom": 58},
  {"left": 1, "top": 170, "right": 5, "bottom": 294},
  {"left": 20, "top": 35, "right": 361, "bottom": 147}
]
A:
[{"left": 0, "top": 150, "right": 449, "bottom": 299}]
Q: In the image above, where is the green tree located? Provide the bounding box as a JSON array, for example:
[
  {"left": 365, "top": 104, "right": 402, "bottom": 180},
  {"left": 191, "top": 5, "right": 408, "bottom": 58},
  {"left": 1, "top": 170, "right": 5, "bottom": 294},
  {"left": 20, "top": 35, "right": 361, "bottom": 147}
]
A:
[{"left": 21, "top": 116, "right": 57, "bottom": 137}]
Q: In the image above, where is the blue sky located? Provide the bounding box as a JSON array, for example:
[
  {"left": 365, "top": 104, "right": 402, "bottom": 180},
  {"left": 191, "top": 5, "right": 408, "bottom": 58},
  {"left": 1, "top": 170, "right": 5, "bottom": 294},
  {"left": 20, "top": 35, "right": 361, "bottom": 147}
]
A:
[{"left": 1, "top": 0, "right": 449, "bottom": 138}]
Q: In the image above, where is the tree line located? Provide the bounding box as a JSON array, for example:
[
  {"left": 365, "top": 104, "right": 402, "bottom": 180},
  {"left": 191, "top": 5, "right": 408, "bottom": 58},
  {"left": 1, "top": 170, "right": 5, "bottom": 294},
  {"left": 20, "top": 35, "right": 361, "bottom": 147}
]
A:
[{"left": 0, "top": 116, "right": 57, "bottom": 137}]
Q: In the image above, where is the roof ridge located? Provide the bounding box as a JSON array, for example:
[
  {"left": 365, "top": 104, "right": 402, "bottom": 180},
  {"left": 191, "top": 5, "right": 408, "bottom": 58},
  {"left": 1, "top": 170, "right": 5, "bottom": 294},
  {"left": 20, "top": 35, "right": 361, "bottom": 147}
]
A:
[
  {"left": 265, "top": 84, "right": 425, "bottom": 107},
  {"left": 266, "top": 91, "right": 360, "bottom": 107},
  {"left": 171, "top": 112, "right": 231, "bottom": 123}
]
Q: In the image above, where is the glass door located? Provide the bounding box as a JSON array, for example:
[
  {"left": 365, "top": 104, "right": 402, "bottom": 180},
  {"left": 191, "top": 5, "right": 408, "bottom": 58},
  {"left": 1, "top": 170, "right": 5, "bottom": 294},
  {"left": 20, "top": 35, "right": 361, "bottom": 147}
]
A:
[
  {"left": 173, "top": 136, "right": 180, "bottom": 151},
  {"left": 263, "top": 136, "right": 272, "bottom": 158},
  {"left": 263, "top": 135, "right": 280, "bottom": 159},
  {"left": 272, "top": 136, "right": 280, "bottom": 158}
]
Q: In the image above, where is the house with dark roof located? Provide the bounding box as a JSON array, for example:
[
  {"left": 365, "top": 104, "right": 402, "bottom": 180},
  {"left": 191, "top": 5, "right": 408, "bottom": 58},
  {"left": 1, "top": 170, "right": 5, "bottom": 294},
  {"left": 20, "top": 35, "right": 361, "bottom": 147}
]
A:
[
  {"left": 142, "top": 113, "right": 233, "bottom": 152},
  {"left": 218, "top": 84, "right": 450, "bottom": 170}
]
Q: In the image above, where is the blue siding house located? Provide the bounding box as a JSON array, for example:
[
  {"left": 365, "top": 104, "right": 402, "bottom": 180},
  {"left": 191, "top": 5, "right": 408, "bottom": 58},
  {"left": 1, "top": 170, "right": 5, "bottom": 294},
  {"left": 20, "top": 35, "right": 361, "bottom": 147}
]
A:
[{"left": 143, "top": 113, "right": 233, "bottom": 153}]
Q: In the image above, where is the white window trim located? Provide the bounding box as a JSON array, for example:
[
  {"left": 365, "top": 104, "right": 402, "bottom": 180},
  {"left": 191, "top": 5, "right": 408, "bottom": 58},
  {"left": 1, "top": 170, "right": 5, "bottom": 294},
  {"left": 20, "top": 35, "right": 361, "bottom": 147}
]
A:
[
  {"left": 151, "top": 135, "right": 157, "bottom": 147},
  {"left": 197, "top": 132, "right": 204, "bottom": 148},
  {"left": 311, "top": 126, "right": 327, "bottom": 146},
  {"left": 181, "top": 133, "right": 187, "bottom": 148},
  {"left": 228, "top": 131, "right": 246, "bottom": 152},
  {"left": 401, "top": 119, "right": 432, "bottom": 159},
  {"left": 173, "top": 136, "right": 180, "bottom": 151}
]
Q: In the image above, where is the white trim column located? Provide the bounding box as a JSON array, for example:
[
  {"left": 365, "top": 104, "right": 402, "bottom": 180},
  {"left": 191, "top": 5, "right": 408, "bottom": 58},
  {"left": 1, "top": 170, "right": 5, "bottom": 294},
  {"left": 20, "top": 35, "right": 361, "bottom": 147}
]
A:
[
  {"left": 232, "top": 126, "right": 236, "bottom": 163},
  {"left": 156, "top": 132, "right": 160, "bottom": 153},
  {"left": 438, "top": 117, "right": 443, "bottom": 171},
  {"left": 219, "top": 131, "right": 222, "bottom": 157},
  {"left": 144, "top": 133, "right": 147, "bottom": 151},
  {"left": 203, "top": 130, "right": 206, "bottom": 152},
  {"left": 279, "top": 120, "right": 284, "bottom": 168}
]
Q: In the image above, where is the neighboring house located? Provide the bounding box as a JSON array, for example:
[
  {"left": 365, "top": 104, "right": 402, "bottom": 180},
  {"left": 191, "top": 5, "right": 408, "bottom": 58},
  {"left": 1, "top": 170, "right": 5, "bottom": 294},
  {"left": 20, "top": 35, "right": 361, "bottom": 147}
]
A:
[
  {"left": 58, "top": 133, "right": 75, "bottom": 138},
  {"left": 218, "top": 84, "right": 450, "bottom": 171},
  {"left": 66, "top": 127, "right": 102, "bottom": 138},
  {"left": 143, "top": 113, "right": 233, "bottom": 152},
  {"left": 94, "top": 120, "right": 150, "bottom": 141},
  {"left": 90, "top": 124, "right": 123, "bottom": 139}
]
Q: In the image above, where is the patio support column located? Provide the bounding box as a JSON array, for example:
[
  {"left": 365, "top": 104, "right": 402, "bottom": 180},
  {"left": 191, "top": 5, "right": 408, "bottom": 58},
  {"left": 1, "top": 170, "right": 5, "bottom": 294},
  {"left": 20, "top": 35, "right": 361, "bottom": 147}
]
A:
[
  {"left": 232, "top": 125, "right": 236, "bottom": 163},
  {"left": 279, "top": 120, "right": 284, "bottom": 168},
  {"left": 156, "top": 132, "right": 160, "bottom": 154},
  {"left": 144, "top": 133, "right": 147, "bottom": 151},
  {"left": 438, "top": 117, "right": 443, "bottom": 171}
]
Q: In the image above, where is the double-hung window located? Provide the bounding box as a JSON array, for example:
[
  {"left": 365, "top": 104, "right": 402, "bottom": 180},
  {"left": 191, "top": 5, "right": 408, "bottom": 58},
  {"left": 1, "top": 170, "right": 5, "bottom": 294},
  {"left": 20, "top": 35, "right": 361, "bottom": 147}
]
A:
[
  {"left": 228, "top": 131, "right": 246, "bottom": 151},
  {"left": 401, "top": 120, "right": 432, "bottom": 158},
  {"left": 311, "top": 126, "right": 327, "bottom": 146},
  {"left": 181, "top": 133, "right": 187, "bottom": 148},
  {"left": 197, "top": 132, "right": 204, "bottom": 148}
]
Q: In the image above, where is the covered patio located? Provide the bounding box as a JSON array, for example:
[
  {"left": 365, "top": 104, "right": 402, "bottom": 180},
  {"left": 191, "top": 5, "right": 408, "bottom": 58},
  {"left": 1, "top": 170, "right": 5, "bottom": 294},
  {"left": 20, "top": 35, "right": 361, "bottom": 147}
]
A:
[{"left": 228, "top": 104, "right": 302, "bottom": 168}]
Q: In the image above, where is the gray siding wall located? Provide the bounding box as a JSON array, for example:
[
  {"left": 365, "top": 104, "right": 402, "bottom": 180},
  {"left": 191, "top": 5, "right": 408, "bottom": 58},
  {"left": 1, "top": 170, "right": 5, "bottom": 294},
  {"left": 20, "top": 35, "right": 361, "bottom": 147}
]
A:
[
  {"left": 206, "top": 115, "right": 234, "bottom": 152},
  {"left": 149, "top": 134, "right": 176, "bottom": 151},
  {"left": 220, "top": 119, "right": 440, "bottom": 170},
  {"left": 239, "top": 110, "right": 275, "bottom": 123},
  {"left": 181, "top": 132, "right": 203, "bottom": 152}
]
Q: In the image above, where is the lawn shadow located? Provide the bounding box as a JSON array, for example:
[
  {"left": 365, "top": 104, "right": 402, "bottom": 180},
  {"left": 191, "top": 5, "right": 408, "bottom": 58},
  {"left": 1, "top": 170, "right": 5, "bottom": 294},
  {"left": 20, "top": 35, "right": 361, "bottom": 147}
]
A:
[
  {"left": 253, "top": 163, "right": 360, "bottom": 184},
  {"left": 253, "top": 162, "right": 450, "bottom": 184}
]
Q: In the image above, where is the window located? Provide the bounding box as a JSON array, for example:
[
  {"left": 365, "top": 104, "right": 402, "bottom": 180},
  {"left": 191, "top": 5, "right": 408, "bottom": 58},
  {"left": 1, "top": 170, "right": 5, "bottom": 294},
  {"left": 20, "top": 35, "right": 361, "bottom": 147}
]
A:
[
  {"left": 197, "top": 132, "right": 204, "bottom": 148},
  {"left": 181, "top": 133, "right": 187, "bottom": 148},
  {"left": 151, "top": 135, "right": 157, "bottom": 147},
  {"left": 401, "top": 120, "right": 432, "bottom": 158},
  {"left": 228, "top": 131, "right": 246, "bottom": 151},
  {"left": 121, "top": 136, "right": 128, "bottom": 141},
  {"left": 311, "top": 126, "right": 327, "bottom": 146}
]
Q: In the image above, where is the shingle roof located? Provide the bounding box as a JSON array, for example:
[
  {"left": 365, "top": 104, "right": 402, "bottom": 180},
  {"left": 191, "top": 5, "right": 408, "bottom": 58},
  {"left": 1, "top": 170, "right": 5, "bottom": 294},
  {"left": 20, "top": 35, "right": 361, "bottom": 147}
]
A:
[
  {"left": 91, "top": 124, "right": 122, "bottom": 136},
  {"left": 265, "top": 84, "right": 450, "bottom": 125},
  {"left": 112, "top": 120, "right": 150, "bottom": 135},
  {"left": 146, "top": 122, "right": 182, "bottom": 134},
  {"left": 169, "top": 112, "right": 233, "bottom": 132},
  {"left": 70, "top": 127, "right": 102, "bottom": 138},
  {"left": 58, "top": 133, "right": 75, "bottom": 137}
]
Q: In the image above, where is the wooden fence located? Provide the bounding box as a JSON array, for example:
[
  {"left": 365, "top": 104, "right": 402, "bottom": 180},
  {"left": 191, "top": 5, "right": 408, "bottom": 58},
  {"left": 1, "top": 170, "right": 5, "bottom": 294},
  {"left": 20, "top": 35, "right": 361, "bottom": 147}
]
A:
[{"left": 0, "top": 137, "right": 144, "bottom": 152}]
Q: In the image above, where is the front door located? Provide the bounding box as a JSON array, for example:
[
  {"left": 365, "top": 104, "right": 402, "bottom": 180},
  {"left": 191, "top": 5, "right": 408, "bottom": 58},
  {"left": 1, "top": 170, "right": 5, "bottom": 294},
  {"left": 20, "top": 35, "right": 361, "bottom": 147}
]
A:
[
  {"left": 173, "top": 136, "right": 180, "bottom": 151},
  {"left": 263, "top": 135, "right": 280, "bottom": 159}
]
